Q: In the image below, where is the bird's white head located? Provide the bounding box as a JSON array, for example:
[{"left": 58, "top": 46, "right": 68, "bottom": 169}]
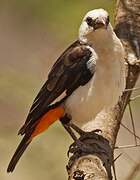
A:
[{"left": 79, "top": 9, "right": 112, "bottom": 43}]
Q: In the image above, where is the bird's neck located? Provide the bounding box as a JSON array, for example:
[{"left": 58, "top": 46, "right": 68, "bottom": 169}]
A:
[
  {"left": 93, "top": 27, "right": 116, "bottom": 52},
  {"left": 80, "top": 24, "right": 118, "bottom": 57}
]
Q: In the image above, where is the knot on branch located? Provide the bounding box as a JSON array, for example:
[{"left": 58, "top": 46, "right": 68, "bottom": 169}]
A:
[
  {"left": 67, "top": 131, "right": 113, "bottom": 180},
  {"left": 73, "top": 170, "right": 86, "bottom": 180}
]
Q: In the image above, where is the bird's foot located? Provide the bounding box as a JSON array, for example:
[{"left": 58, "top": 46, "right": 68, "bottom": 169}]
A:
[
  {"left": 68, "top": 129, "right": 104, "bottom": 157},
  {"left": 60, "top": 115, "right": 105, "bottom": 157},
  {"left": 66, "top": 123, "right": 113, "bottom": 180},
  {"left": 60, "top": 114, "right": 78, "bottom": 141}
]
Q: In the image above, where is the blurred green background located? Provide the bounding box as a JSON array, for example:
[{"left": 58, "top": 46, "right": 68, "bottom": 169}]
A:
[{"left": 0, "top": 0, "right": 140, "bottom": 180}]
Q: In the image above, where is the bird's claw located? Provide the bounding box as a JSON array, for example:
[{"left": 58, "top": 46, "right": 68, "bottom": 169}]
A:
[
  {"left": 68, "top": 128, "right": 104, "bottom": 157},
  {"left": 68, "top": 139, "right": 92, "bottom": 157}
]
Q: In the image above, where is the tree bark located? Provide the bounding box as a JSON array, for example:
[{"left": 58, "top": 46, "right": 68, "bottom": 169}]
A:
[{"left": 67, "top": 0, "right": 140, "bottom": 179}]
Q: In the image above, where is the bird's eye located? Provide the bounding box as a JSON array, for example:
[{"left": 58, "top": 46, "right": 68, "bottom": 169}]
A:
[{"left": 86, "top": 17, "right": 93, "bottom": 26}]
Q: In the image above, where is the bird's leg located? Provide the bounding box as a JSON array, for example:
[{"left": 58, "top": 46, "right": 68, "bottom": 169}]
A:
[
  {"left": 69, "top": 122, "right": 84, "bottom": 135},
  {"left": 70, "top": 122, "right": 101, "bottom": 135},
  {"left": 60, "top": 114, "right": 78, "bottom": 141},
  {"left": 62, "top": 123, "right": 78, "bottom": 141}
]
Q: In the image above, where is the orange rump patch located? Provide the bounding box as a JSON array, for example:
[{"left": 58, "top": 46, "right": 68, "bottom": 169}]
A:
[{"left": 31, "top": 106, "right": 65, "bottom": 138}]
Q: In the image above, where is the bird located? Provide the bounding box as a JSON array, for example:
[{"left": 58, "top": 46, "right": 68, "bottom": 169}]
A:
[{"left": 7, "top": 8, "right": 126, "bottom": 173}]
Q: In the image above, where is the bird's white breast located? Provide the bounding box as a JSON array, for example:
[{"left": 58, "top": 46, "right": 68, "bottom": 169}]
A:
[{"left": 65, "top": 60, "right": 124, "bottom": 128}]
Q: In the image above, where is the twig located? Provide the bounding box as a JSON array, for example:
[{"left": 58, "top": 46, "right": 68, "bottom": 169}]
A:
[
  {"left": 121, "top": 123, "right": 140, "bottom": 141},
  {"left": 128, "top": 102, "right": 137, "bottom": 145},
  {"left": 115, "top": 144, "right": 140, "bottom": 150},
  {"left": 130, "top": 95, "right": 140, "bottom": 101},
  {"left": 125, "top": 87, "right": 140, "bottom": 92},
  {"left": 113, "top": 153, "right": 122, "bottom": 162}
]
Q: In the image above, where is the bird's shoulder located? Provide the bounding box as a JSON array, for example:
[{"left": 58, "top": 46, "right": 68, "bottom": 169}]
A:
[
  {"left": 49, "top": 40, "right": 93, "bottom": 76},
  {"left": 46, "top": 40, "right": 95, "bottom": 91}
]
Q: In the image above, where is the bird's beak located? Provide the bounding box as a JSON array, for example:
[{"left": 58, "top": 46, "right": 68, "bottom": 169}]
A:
[{"left": 93, "top": 18, "right": 107, "bottom": 30}]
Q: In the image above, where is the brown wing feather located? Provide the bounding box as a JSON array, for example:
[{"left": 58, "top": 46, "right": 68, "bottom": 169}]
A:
[{"left": 18, "top": 40, "right": 93, "bottom": 135}]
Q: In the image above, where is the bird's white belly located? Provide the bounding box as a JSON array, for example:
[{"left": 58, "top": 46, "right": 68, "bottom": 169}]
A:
[
  {"left": 65, "top": 77, "right": 121, "bottom": 128},
  {"left": 64, "top": 58, "right": 125, "bottom": 128}
]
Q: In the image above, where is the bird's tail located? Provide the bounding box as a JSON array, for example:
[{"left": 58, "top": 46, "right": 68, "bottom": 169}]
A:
[
  {"left": 7, "top": 134, "right": 32, "bottom": 173},
  {"left": 7, "top": 106, "right": 65, "bottom": 173}
]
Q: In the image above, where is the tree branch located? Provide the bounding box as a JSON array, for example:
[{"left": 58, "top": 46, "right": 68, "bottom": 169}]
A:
[{"left": 67, "top": 0, "right": 140, "bottom": 179}]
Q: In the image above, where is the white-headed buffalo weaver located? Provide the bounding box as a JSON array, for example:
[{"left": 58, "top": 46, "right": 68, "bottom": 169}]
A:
[{"left": 7, "top": 9, "right": 126, "bottom": 172}]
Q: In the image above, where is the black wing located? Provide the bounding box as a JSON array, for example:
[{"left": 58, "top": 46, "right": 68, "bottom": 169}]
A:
[{"left": 19, "top": 40, "right": 96, "bottom": 135}]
